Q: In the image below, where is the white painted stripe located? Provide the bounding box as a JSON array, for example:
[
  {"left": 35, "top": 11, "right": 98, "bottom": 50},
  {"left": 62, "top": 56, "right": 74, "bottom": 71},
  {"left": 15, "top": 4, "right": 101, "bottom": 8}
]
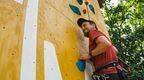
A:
[
  {"left": 20, "top": 0, "right": 39, "bottom": 80},
  {"left": 85, "top": 71, "right": 89, "bottom": 80},
  {"left": 44, "top": 41, "right": 63, "bottom": 80},
  {"left": 14, "top": 0, "right": 23, "bottom": 4},
  {"left": 85, "top": 61, "right": 93, "bottom": 80}
]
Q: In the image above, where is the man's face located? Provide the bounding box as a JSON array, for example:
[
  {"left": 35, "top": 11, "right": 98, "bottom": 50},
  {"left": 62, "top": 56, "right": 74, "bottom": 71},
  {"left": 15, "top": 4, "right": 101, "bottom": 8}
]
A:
[
  {"left": 81, "top": 22, "right": 91, "bottom": 32},
  {"left": 81, "top": 22, "right": 92, "bottom": 37}
]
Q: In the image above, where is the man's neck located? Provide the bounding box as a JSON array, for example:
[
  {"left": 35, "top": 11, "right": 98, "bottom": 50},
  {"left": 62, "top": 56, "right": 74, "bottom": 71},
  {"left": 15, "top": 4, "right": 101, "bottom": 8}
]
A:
[{"left": 90, "top": 27, "right": 97, "bottom": 31}]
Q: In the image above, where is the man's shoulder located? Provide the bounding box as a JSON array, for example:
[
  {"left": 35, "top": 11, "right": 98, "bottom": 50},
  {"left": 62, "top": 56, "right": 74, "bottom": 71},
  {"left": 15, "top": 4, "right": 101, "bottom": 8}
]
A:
[
  {"left": 89, "top": 30, "right": 104, "bottom": 41},
  {"left": 89, "top": 30, "right": 103, "bottom": 36}
]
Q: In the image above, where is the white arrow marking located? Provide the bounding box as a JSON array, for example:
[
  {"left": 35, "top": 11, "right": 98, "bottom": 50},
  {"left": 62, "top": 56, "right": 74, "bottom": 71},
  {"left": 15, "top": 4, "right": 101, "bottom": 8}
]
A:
[
  {"left": 44, "top": 41, "right": 63, "bottom": 80},
  {"left": 85, "top": 61, "right": 94, "bottom": 80},
  {"left": 14, "top": 0, "right": 23, "bottom": 4},
  {"left": 20, "top": 0, "right": 39, "bottom": 80}
]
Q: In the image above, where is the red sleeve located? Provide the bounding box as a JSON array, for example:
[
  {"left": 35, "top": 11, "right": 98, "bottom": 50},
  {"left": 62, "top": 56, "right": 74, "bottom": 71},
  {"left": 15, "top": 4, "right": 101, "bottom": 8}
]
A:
[{"left": 90, "top": 31, "right": 104, "bottom": 42}]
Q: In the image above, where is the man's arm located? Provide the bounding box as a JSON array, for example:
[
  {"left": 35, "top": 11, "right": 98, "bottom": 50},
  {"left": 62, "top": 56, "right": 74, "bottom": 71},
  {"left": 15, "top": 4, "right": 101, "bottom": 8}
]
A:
[{"left": 91, "top": 36, "right": 112, "bottom": 56}]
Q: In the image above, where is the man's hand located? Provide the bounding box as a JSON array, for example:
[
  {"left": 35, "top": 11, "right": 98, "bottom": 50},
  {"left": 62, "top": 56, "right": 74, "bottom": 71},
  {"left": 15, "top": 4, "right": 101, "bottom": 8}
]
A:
[{"left": 79, "top": 53, "right": 91, "bottom": 60}]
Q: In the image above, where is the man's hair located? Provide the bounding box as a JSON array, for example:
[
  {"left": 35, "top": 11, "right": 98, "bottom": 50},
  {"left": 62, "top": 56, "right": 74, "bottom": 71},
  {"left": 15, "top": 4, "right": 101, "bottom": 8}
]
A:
[
  {"left": 88, "top": 20, "right": 98, "bottom": 30},
  {"left": 77, "top": 18, "right": 98, "bottom": 30}
]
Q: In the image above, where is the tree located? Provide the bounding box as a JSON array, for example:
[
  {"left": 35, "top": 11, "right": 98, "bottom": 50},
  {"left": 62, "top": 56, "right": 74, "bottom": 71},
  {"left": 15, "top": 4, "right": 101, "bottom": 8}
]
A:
[{"left": 102, "top": 0, "right": 144, "bottom": 79}]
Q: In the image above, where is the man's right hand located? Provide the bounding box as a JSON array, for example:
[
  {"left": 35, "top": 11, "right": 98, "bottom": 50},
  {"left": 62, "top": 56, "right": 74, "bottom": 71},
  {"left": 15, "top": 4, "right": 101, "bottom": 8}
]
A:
[{"left": 79, "top": 53, "right": 91, "bottom": 60}]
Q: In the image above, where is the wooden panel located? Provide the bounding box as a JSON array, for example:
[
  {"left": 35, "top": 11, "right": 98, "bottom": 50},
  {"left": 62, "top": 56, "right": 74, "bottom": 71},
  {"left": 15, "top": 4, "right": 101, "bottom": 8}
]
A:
[
  {"left": 0, "top": 0, "right": 108, "bottom": 80},
  {"left": 0, "top": 0, "right": 26, "bottom": 80},
  {"left": 37, "top": 0, "right": 108, "bottom": 80}
]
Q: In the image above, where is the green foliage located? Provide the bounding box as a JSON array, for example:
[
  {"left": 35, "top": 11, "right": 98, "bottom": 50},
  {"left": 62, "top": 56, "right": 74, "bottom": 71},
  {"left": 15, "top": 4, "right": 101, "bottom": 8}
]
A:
[{"left": 103, "top": 0, "right": 144, "bottom": 79}]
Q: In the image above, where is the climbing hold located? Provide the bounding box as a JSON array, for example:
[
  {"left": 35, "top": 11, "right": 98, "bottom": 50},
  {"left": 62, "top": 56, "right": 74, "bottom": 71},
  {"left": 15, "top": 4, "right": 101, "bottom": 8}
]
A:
[
  {"left": 82, "top": 9, "right": 87, "bottom": 14},
  {"left": 76, "top": 59, "right": 85, "bottom": 72},
  {"left": 69, "top": 4, "right": 81, "bottom": 15},
  {"left": 77, "top": 0, "right": 83, "bottom": 5},
  {"left": 89, "top": 4, "right": 95, "bottom": 14},
  {"left": 85, "top": 1, "right": 89, "bottom": 5}
]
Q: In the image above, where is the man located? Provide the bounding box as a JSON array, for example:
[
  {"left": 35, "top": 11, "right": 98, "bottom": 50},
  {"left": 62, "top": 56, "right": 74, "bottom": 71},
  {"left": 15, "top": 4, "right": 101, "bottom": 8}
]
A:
[{"left": 77, "top": 18, "right": 128, "bottom": 80}]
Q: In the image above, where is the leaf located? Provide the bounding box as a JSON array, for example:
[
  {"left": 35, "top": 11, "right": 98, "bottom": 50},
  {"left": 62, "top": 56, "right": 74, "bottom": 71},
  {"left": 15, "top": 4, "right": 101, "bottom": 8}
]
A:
[
  {"left": 69, "top": 4, "right": 81, "bottom": 15},
  {"left": 77, "top": 0, "right": 83, "bottom": 5},
  {"left": 89, "top": 4, "right": 95, "bottom": 14}
]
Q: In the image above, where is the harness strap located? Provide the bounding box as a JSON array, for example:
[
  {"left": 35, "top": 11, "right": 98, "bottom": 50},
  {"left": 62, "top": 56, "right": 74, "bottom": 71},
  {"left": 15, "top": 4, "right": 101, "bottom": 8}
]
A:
[
  {"left": 92, "top": 62, "right": 120, "bottom": 80},
  {"left": 93, "top": 62, "right": 119, "bottom": 74},
  {"left": 92, "top": 74, "right": 109, "bottom": 80}
]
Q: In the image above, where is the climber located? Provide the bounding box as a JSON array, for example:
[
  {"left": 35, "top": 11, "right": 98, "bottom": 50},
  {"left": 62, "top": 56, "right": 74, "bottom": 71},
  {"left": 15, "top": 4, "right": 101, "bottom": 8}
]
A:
[{"left": 77, "top": 18, "right": 128, "bottom": 80}]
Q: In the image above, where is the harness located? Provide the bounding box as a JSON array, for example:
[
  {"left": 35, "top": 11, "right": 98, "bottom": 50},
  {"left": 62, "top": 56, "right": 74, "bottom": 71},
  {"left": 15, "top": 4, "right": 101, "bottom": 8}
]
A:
[
  {"left": 92, "top": 74, "right": 109, "bottom": 80},
  {"left": 92, "top": 62, "right": 120, "bottom": 80}
]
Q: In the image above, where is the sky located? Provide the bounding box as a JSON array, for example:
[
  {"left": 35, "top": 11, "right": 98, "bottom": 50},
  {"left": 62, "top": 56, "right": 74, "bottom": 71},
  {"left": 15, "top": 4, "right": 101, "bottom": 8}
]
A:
[{"left": 110, "top": 0, "right": 119, "bottom": 6}]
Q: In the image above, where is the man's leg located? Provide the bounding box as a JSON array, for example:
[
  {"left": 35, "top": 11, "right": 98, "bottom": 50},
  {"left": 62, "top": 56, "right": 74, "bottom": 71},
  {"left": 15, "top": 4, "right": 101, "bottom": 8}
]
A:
[
  {"left": 107, "top": 71, "right": 128, "bottom": 80},
  {"left": 118, "top": 71, "right": 128, "bottom": 80},
  {"left": 107, "top": 74, "right": 119, "bottom": 80}
]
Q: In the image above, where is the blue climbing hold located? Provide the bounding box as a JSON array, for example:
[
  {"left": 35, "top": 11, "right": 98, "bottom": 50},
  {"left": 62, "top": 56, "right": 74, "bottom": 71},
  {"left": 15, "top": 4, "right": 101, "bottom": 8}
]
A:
[
  {"left": 89, "top": 4, "right": 95, "bottom": 14},
  {"left": 69, "top": 4, "right": 81, "bottom": 15},
  {"left": 77, "top": 0, "right": 83, "bottom": 5},
  {"left": 76, "top": 59, "right": 86, "bottom": 72}
]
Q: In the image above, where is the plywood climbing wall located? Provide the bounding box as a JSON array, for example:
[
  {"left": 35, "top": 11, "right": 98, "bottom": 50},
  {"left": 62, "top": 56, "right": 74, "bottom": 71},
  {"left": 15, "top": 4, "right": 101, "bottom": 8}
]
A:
[{"left": 0, "top": 0, "right": 109, "bottom": 80}]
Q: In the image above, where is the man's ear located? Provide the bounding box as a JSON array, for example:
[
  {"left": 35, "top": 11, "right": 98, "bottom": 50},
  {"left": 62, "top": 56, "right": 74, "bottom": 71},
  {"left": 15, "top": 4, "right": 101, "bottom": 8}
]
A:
[{"left": 92, "top": 24, "right": 95, "bottom": 27}]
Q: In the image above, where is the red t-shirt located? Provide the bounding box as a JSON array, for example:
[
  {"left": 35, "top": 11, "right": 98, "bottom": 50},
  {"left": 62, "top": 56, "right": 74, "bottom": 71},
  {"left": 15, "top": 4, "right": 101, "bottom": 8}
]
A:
[{"left": 89, "top": 30, "right": 122, "bottom": 74}]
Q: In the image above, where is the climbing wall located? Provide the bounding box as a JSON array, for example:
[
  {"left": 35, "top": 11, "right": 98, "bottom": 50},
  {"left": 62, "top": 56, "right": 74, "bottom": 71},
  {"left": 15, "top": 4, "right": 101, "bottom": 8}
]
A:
[
  {"left": 0, "top": 0, "right": 26, "bottom": 80},
  {"left": 0, "top": 0, "right": 109, "bottom": 80}
]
